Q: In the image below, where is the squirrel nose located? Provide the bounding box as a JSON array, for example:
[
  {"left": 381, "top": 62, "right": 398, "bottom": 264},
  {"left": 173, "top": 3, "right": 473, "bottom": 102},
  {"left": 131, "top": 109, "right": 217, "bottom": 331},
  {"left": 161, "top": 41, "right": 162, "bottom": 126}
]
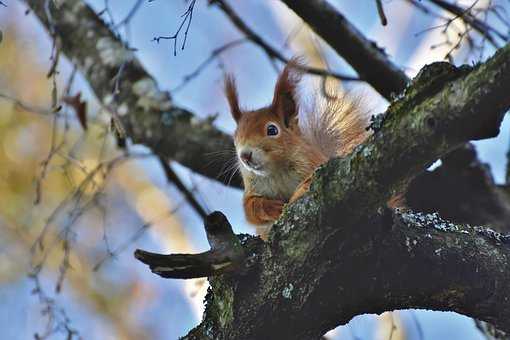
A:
[{"left": 240, "top": 151, "right": 252, "bottom": 163}]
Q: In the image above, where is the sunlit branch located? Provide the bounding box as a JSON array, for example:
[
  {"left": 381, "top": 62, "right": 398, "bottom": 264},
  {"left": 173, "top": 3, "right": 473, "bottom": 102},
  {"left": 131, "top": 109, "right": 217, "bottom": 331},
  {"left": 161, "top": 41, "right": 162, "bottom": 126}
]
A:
[
  {"left": 210, "top": 0, "right": 360, "bottom": 82},
  {"left": 135, "top": 211, "right": 248, "bottom": 279},
  {"left": 280, "top": 0, "right": 410, "bottom": 100}
]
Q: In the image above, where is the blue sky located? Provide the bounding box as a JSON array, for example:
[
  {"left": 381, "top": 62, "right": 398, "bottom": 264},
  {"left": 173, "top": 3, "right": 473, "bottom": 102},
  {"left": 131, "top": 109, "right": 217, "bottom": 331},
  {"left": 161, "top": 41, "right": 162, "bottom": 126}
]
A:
[{"left": 0, "top": 0, "right": 508, "bottom": 339}]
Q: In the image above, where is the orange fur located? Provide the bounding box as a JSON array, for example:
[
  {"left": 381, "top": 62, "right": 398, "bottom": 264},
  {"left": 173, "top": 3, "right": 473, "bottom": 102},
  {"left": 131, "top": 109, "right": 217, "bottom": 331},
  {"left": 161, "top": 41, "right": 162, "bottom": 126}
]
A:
[{"left": 225, "top": 58, "right": 369, "bottom": 236}]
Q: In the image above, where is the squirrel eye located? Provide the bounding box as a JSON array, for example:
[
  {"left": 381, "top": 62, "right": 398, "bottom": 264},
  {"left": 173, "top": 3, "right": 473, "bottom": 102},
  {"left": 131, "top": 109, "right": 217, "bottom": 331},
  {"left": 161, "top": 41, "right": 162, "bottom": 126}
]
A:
[{"left": 266, "top": 124, "right": 279, "bottom": 136}]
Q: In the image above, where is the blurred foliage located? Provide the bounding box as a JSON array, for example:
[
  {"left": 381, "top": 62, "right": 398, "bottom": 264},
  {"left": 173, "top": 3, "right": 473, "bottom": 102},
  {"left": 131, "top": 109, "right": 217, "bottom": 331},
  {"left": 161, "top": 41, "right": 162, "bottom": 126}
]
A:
[
  {"left": 0, "top": 22, "right": 198, "bottom": 340},
  {"left": 1, "top": 0, "right": 508, "bottom": 338}
]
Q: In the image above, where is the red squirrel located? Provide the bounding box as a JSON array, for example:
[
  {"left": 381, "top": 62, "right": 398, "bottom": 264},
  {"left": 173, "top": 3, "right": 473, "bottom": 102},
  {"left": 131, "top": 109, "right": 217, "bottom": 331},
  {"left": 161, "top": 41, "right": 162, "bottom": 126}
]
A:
[{"left": 225, "top": 58, "right": 369, "bottom": 237}]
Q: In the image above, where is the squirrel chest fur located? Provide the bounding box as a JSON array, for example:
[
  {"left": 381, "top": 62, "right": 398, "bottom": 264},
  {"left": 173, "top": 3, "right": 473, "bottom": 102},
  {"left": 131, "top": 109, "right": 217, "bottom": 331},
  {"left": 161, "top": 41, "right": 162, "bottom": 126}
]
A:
[{"left": 225, "top": 58, "right": 368, "bottom": 236}]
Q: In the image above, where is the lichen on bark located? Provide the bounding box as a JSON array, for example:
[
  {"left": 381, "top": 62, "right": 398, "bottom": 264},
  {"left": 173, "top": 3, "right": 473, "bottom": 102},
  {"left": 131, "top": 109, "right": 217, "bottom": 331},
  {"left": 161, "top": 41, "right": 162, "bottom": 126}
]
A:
[{"left": 23, "top": 0, "right": 510, "bottom": 338}]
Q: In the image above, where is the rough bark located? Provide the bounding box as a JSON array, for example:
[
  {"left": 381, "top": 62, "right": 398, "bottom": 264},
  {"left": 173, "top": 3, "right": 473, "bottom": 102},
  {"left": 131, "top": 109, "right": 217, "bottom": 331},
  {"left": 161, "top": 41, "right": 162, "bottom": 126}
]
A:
[
  {"left": 182, "top": 210, "right": 510, "bottom": 339},
  {"left": 170, "top": 46, "right": 510, "bottom": 339},
  {"left": 23, "top": 0, "right": 510, "bottom": 338},
  {"left": 25, "top": 0, "right": 510, "bottom": 224},
  {"left": 24, "top": 0, "right": 242, "bottom": 187},
  {"left": 23, "top": 0, "right": 410, "bottom": 190}
]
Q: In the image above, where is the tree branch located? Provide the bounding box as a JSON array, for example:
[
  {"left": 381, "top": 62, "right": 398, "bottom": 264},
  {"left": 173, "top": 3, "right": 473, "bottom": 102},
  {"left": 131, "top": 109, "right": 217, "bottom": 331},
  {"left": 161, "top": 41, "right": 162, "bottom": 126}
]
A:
[
  {"left": 177, "top": 208, "right": 510, "bottom": 340},
  {"left": 427, "top": 0, "right": 508, "bottom": 46},
  {"left": 135, "top": 211, "right": 250, "bottom": 279},
  {"left": 375, "top": 0, "right": 388, "bottom": 26},
  {"left": 280, "top": 0, "right": 410, "bottom": 100},
  {"left": 23, "top": 0, "right": 242, "bottom": 188},
  {"left": 158, "top": 156, "right": 208, "bottom": 220},
  {"left": 210, "top": 0, "right": 360, "bottom": 82},
  {"left": 407, "top": 143, "right": 510, "bottom": 233},
  {"left": 24, "top": 0, "right": 510, "bottom": 229},
  {"left": 139, "top": 44, "right": 510, "bottom": 339},
  {"left": 23, "top": 0, "right": 510, "bottom": 336}
]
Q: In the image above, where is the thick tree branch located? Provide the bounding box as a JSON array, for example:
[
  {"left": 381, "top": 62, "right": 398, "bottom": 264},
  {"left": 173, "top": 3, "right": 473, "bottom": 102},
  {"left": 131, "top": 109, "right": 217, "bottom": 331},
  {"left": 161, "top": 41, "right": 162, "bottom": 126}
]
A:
[
  {"left": 24, "top": 0, "right": 510, "bottom": 231},
  {"left": 280, "top": 0, "right": 410, "bottom": 100},
  {"left": 139, "top": 45, "right": 510, "bottom": 339},
  {"left": 23, "top": 0, "right": 510, "bottom": 337},
  {"left": 181, "top": 209, "right": 510, "bottom": 339},
  {"left": 24, "top": 0, "right": 242, "bottom": 188},
  {"left": 408, "top": 143, "right": 510, "bottom": 232}
]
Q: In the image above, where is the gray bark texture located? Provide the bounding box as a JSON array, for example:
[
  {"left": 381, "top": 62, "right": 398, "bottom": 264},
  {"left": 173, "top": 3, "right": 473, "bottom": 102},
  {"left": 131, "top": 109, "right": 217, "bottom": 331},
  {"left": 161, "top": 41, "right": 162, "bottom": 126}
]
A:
[
  {"left": 24, "top": 0, "right": 510, "bottom": 339},
  {"left": 25, "top": 0, "right": 242, "bottom": 187}
]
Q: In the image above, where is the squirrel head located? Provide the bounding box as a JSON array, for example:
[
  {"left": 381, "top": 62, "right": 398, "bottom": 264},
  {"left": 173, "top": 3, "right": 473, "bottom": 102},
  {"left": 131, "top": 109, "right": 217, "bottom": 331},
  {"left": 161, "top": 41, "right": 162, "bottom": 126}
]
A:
[{"left": 225, "top": 58, "right": 308, "bottom": 177}]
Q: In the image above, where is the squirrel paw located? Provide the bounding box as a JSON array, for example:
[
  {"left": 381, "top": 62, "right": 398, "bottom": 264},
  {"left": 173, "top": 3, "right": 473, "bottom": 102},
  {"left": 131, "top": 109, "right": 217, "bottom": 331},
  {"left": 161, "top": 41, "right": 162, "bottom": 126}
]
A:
[{"left": 244, "top": 195, "right": 284, "bottom": 225}]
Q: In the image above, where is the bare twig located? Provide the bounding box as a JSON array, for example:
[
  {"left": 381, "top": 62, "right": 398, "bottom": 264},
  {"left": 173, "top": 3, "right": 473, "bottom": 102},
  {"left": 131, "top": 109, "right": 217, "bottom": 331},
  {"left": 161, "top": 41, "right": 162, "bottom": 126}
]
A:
[
  {"left": 387, "top": 312, "right": 396, "bottom": 340},
  {"left": 35, "top": 67, "right": 79, "bottom": 205},
  {"left": 29, "top": 271, "right": 80, "bottom": 340},
  {"left": 153, "top": 0, "right": 197, "bottom": 56},
  {"left": 93, "top": 204, "right": 182, "bottom": 271},
  {"left": 172, "top": 38, "right": 248, "bottom": 92},
  {"left": 414, "top": 1, "right": 486, "bottom": 61},
  {"left": 408, "top": 310, "right": 424, "bottom": 340},
  {"left": 415, "top": 1, "right": 480, "bottom": 37},
  {"left": 376, "top": 0, "right": 388, "bottom": 26},
  {"left": 409, "top": 0, "right": 510, "bottom": 62},
  {"left": 34, "top": 113, "right": 66, "bottom": 205},
  {"left": 158, "top": 156, "right": 208, "bottom": 219},
  {"left": 428, "top": 0, "right": 508, "bottom": 43},
  {"left": 114, "top": 0, "right": 144, "bottom": 29},
  {"left": 24, "top": 0, "right": 242, "bottom": 189},
  {"left": 0, "top": 92, "right": 53, "bottom": 115},
  {"left": 280, "top": 0, "right": 409, "bottom": 99},
  {"left": 210, "top": 0, "right": 360, "bottom": 82}
]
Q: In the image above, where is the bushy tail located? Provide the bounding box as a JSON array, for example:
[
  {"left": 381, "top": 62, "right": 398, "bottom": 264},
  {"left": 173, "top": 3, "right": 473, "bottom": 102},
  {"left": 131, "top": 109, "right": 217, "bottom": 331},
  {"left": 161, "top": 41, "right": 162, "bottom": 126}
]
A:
[{"left": 302, "top": 92, "right": 370, "bottom": 159}]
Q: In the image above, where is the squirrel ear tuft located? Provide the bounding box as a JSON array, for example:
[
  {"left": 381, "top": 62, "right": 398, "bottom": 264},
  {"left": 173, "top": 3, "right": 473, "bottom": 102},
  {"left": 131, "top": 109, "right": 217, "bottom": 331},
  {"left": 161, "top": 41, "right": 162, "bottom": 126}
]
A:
[
  {"left": 272, "top": 56, "right": 304, "bottom": 127},
  {"left": 224, "top": 74, "right": 242, "bottom": 123}
]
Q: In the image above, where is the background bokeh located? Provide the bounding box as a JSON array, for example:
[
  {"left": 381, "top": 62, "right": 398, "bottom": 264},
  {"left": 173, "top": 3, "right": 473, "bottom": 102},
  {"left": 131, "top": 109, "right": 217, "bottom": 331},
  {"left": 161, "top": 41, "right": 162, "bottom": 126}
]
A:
[{"left": 0, "top": 0, "right": 509, "bottom": 339}]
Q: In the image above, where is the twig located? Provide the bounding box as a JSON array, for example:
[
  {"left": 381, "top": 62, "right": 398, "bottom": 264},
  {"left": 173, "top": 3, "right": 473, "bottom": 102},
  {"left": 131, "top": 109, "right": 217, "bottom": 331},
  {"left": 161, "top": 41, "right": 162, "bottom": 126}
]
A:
[
  {"left": 414, "top": 0, "right": 488, "bottom": 61},
  {"left": 408, "top": 310, "right": 424, "bottom": 340},
  {"left": 171, "top": 38, "right": 248, "bottom": 92},
  {"left": 99, "top": 0, "right": 137, "bottom": 99},
  {"left": 34, "top": 113, "right": 66, "bottom": 205},
  {"left": 432, "top": 0, "right": 501, "bottom": 47},
  {"left": 135, "top": 211, "right": 246, "bottom": 279},
  {"left": 93, "top": 205, "right": 182, "bottom": 271},
  {"left": 428, "top": 0, "right": 508, "bottom": 43},
  {"left": 158, "top": 156, "right": 208, "bottom": 219},
  {"left": 210, "top": 0, "right": 359, "bottom": 82},
  {"left": 410, "top": 0, "right": 510, "bottom": 62},
  {"left": 0, "top": 92, "right": 53, "bottom": 115},
  {"left": 153, "top": 0, "right": 197, "bottom": 56},
  {"left": 376, "top": 0, "right": 388, "bottom": 26},
  {"left": 387, "top": 312, "right": 396, "bottom": 340},
  {"left": 415, "top": 1, "right": 480, "bottom": 37},
  {"left": 114, "top": 0, "right": 144, "bottom": 28},
  {"left": 29, "top": 271, "right": 80, "bottom": 340},
  {"left": 279, "top": 0, "right": 409, "bottom": 99}
]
